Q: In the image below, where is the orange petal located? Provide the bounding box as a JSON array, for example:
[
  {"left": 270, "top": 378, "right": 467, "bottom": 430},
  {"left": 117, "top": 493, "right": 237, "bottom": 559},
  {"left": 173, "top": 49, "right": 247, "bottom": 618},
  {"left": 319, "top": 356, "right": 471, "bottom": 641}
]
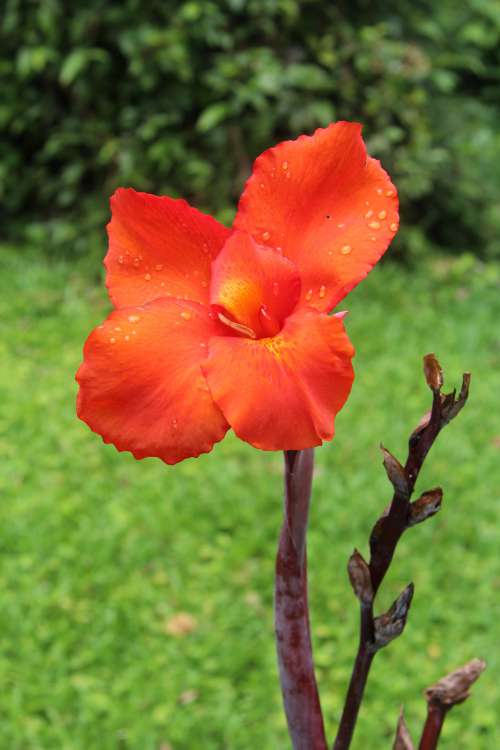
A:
[
  {"left": 210, "top": 231, "right": 301, "bottom": 339},
  {"left": 76, "top": 298, "right": 229, "bottom": 464},
  {"left": 203, "top": 309, "right": 355, "bottom": 450},
  {"left": 234, "top": 121, "right": 399, "bottom": 312},
  {"left": 105, "top": 188, "right": 231, "bottom": 308}
]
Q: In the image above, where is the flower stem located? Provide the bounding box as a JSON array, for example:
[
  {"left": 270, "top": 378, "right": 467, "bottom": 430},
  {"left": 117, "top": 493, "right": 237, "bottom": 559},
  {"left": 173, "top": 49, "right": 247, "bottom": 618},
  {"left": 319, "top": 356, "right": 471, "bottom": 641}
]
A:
[
  {"left": 418, "top": 705, "right": 448, "bottom": 750},
  {"left": 275, "top": 449, "right": 328, "bottom": 750}
]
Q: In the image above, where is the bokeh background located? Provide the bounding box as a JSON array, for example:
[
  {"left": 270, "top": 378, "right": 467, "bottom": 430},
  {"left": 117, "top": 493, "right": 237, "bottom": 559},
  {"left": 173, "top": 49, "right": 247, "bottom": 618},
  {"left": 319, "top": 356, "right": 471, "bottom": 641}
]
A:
[{"left": 1, "top": 1, "right": 499, "bottom": 748}]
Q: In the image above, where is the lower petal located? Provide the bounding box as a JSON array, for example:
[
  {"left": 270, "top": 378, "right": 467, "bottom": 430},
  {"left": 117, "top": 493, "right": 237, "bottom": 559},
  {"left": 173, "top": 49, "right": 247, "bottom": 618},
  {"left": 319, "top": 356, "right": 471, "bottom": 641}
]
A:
[
  {"left": 76, "top": 298, "right": 229, "bottom": 464},
  {"left": 203, "top": 309, "right": 355, "bottom": 450}
]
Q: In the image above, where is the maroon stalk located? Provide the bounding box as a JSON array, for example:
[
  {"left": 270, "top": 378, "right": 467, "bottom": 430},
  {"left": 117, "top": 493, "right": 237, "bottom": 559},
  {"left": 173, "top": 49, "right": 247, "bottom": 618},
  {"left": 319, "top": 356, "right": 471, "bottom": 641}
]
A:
[
  {"left": 418, "top": 705, "right": 448, "bottom": 750},
  {"left": 333, "top": 357, "right": 470, "bottom": 750},
  {"left": 275, "top": 449, "right": 328, "bottom": 750}
]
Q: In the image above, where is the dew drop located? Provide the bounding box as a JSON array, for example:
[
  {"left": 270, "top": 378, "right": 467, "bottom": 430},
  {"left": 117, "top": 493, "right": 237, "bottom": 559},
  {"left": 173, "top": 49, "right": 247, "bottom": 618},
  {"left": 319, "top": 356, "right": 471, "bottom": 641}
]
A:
[
  {"left": 155, "top": 264, "right": 163, "bottom": 271},
  {"left": 319, "top": 285, "right": 327, "bottom": 298},
  {"left": 114, "top": 326, "right": 121, "bottom": 332},
  {"left": 272, "top": 282, "right": 279, "bottom": 296},
  {"left": 378, "top": 210, "right": 387, "bottom": 220},
  {"left": 337, "top": 223, "right": 345, "bottom": 228},
  {"left": 276, "top": 245, "right": 283, "bottom": 253},
  {"left": 376, "top": 188, "right": 383, "bottom": 195},
  {"left": 370, "top": 236, "right": 377, "bottom": 242},
  {"left": 118, "top": 255, "right": 124, "bottom": 264},
  {"left": 160, "top": 281, "right": 165, "bottom": 287},
  {"left": 201, "top": 280, "right": 208, "bottom": 288},
  {"left": 202, "top": 242, "right": 210, "bottom": 254},
  {"left": 132, "top": 329, "right": 137, "bottom": 335},
  {"left": 259, "top": 182, "right": 265, "bottom": 189},
  {"left": 171, "top": 418, "right": 178, "bottom": 429},
  {"left": 180, "top": 311, "right": 192, "bottom": 321},
  {"left": 365, "top": 210, "right": 373, "bottom": 219},
  {"left": 109, "top": 337, "right": 116, "bottom": 344},
  {"left": 133, "top": 258, "right": 140, "bottom": 267},
  {"left": 128, "top": 314, "right": 140, "bottom": 323},
  {"left": 282, "top": 161, "right": 288, "bottom": 170},
  {"left": 124, "top": 335, "right": 130, "bottom": 342},
  {"left": 390, "top": 222, "right": 398, "bottom": 232},
  {"left": 386, "top": 190, "right": 394, "bottom": 197},
  {"left": 305, "top": 289, "right": 313, "bottom": 302},
  {"left": 144, "top": 273, "right": 152, "bottom": 281},
  {"left": 285, "top": 172, "right": 291, "bottom": 179},
  {"left": 262, "top": 231, "right": 271, "bottom": 241},
  {"left": 368, "top": 221, "right": 380, "bottom": 230},
  {"left": 340, "top": 245, "right": 352, "bottom": 255}
]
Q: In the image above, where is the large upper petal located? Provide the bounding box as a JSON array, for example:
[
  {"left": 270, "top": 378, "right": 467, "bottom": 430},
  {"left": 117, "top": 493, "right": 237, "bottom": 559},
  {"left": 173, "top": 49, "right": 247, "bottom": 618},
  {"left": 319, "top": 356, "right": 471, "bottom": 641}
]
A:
[
  {"left": 203, "top": 309, "right": 355, "bottom": 451},
  {"left": 234, "top": 121, "right": 399, "bottom": 312},
  {"left": 105, "top": 188, "right": 231, "bottom": 308},
  {"left": 76, "top": 298, "right": 229, "bottom": 464}
]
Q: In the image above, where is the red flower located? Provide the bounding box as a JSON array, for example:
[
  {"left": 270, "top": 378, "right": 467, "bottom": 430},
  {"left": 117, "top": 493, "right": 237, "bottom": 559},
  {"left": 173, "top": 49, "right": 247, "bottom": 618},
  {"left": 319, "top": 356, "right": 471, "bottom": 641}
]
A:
[{"left": 76, "top": 122, "right": 398, "bottom": 463}]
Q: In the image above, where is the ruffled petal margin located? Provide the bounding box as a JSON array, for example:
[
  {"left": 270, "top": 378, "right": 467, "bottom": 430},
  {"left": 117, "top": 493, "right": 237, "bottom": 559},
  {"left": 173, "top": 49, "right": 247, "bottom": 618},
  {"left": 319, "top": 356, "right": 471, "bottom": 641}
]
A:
[{"left": 76, "top": 298, "right": 229, "bottom": 464}]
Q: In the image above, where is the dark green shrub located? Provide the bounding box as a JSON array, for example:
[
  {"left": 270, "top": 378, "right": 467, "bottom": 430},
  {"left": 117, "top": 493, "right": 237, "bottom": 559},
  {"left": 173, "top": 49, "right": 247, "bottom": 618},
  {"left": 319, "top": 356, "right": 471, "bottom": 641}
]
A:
[{"left": 2, "top": 0, "right": 500, "bottom": 260}]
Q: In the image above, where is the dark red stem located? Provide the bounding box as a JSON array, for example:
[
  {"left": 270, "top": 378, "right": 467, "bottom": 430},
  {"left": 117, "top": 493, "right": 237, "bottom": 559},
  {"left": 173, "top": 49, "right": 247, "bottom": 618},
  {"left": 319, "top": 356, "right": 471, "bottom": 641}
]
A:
[
  {"left": 334, "top": 368, "right": 469, "bottom": 750},
  {"left": 275, "top": 449, "right": 328, "bottom": 750},
  {"left": 418, "top": 705, "right": 448, "bottom": 750}
]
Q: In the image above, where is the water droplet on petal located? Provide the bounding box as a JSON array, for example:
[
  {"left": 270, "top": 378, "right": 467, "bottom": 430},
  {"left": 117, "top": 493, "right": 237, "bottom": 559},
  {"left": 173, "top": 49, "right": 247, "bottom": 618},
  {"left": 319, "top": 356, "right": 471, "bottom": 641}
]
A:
[
  {"left": 376, "top": 188, "right": 383, "bottom": 195},
  {"left": 259, "top": 182, "right": 265, "bottom": 189},
  {"left": 128, "top": 314, "right": 141, "bottom": 323},
  {"left": 276, "top": 245, "right": 283, "bottom": 253},
  {"left": 390, "top": 222, "right": 398, "bottom": 232},
  {"left": 180, "top": 311, "right": 191, "bottom": 321},
  {"left": 132, "top": 329, "right": 137, "bottom": 335},
  {"left": 144, "top": 273, "right": 152, "bottom": 281},
  {"left": 305, "top": 289, "right": 313, "bottom": 302},
  {"left": 155, "top": 264, "right": 163, "bottom": 271},
  {"left": 370, "top": 236, "right": 377, "bottom": 242},
  {"left": 114, "top": 326, "right": 121, "bottom": 332},
  {"left": 319, "top": 285, "right": 327, "bottom": 298},
  {"left": 202, "top": 242, "right": 210, "bottom": 254},
  {"left": 160, "top": 281, "right": 165, "bottom": 287},
  {"left": 118, "top": 255, "right": 124, "bottom": 264},
  {"left": 365, "top": 210, "right": 373, "bottom": 219},
  {"left": 378, "top": 210, "right": 387, "bottom": 220},
  {"left": 337, "top": 223, "right": 345, "bottom": 228},
  {"left": 109, "top": 337, "right": 116, "bottom": 344},
  {"left": 272, "top": 282, "right": 279, "bottom": 296},
  {"left": 386, "top": 190, "right": 394, "bottom": 197},
  {"left": 124, "top": 335, "right": 130, "bottom": 341},
  {"left": 171, "top": 418, "right": 178, "bottom": 428},
  {"left": 340, "top": 245, "right": 352, "bottom": 255},
  {"left": 133, "top": 258, "right": 140, "bottom": 267},
  {"left": 368, "top": 221, "right": 380, "bottom": 230},
  {"left": 262, "top": 231, "right": 270, "bottom": 241},
  {"left": 282, "top": 161, "right": 288, "bottom": 170},
  {"left": 201, "top": 280, "right": 208, "bottom": 288}
]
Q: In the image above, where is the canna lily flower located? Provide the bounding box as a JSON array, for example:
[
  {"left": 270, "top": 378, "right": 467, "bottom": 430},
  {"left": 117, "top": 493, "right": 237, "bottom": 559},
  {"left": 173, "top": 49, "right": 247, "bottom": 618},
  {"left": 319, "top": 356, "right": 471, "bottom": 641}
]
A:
[{"left": 76, "top": 122, "right": 399, "bottom": 463}]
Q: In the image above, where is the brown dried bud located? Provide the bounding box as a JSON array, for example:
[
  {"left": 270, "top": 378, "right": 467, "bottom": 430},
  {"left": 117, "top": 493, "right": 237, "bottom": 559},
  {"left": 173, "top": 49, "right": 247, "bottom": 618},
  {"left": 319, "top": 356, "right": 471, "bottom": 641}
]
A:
[
  {"left": 392, "top": 708, "right": 414, "bottom": 750},
  {"left": 423, "top": 353, "right": 443, "bottom": 391},
  {"left": 380, "top": 445, "right": 409, "bottom": 498},
  {"left": 347, "top": 549, "right": 373, "bottom": 605},
  {"left": 425, "top": 658, "right": 486, "bottom": 708},
  {"left": 441, "top": 373, "right": 471, "bottom": 426},
  {"left": 374, "top": 583, "right": 414, "bottom": 650},
  {"left": 408, "top": 488, "right": 443, "bottom": 527}
]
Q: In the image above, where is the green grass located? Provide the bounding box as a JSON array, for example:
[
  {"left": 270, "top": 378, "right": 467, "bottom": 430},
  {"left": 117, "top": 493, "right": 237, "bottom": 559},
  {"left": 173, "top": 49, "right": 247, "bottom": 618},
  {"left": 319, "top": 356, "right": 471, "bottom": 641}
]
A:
[{"left": 0, "top": 246, "right": 499, "bottom": 749}]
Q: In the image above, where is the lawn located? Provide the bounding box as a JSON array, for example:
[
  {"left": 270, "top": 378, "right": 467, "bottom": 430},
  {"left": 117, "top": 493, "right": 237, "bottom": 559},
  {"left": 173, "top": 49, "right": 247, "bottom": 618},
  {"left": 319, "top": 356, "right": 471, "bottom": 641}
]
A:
[{"left": 0, "top": 246, "right": 498, "bottom": 749}]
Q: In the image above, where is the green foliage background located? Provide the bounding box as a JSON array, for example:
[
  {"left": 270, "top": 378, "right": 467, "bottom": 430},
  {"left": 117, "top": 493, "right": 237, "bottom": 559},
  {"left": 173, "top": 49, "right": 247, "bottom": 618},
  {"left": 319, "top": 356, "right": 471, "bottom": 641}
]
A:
[{"left": 3, "top": 0, "right": 500, "bottom": 260}]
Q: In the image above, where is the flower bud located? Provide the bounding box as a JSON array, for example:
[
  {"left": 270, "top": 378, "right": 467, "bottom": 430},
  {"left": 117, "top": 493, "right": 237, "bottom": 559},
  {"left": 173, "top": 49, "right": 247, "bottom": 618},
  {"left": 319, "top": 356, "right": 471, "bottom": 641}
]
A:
[
  {"left": 408, "top": 488, "right": 443, "bottom": 527},
  {"left": 347, "top": 549, "right": 373, "bottom": 605}
]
